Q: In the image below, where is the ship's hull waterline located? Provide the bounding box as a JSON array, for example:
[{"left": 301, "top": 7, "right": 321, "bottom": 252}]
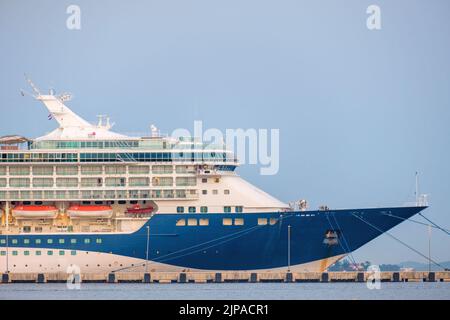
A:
[{"left": 0, "top": 206, "right": 426, "bottom": 273}]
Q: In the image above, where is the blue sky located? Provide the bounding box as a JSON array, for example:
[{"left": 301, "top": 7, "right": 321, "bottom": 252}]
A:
[{"left": 1, "top": 0, "right": 449, "bottom": 264}]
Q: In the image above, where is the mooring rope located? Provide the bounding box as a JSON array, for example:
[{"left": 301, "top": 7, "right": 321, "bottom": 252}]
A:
[{"left": 352, "top": 213, "right": 448, "bottom": 271}]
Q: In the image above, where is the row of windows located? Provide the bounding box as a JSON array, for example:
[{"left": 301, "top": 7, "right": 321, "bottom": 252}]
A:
[
  {"left": 1, "top": 250, "right": 77, "bottom": 256},
  {"left": 175, "top": 217, "right": 278, "bottom": 226},
  {"left": 176, "top": 206, "right": 243, "bottom": 213},
  {"left": 0, "top": 152, "right": 235, "bottom": 163},
  {"left": 0, "top": 238, "right": 103, "bottom": 245}
]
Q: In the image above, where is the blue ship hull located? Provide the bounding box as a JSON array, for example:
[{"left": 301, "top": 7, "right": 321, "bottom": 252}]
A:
[{"left": 0, "top": 206, "right": 427, "bottom": 271}]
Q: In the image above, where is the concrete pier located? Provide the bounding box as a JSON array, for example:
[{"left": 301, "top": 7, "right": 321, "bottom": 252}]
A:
[{"left": 0, "top": 271, "right": 449, "bottom": 284}]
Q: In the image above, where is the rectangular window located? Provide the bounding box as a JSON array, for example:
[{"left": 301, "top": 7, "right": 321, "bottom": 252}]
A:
[
  {"left": 59, "top": 251, "right": 65, "bottom": 256},
  {"left": 11, "top": 239, "right": 18, "bottom": 244},
  {"left": 224, "top": 189, "right": 230, "bottom": 195},
  {"left": 224, "top": 206, "right": 231, "bottom": 213},
  {"left": 47, "top": 239, "right": 53, "bottom": 244},
  {"left": 222, "top": 218, "right": 233, "bottom": 226},
  {"left": 199, "top": 218, "right": 209, "bottom": 226},
  {"left": 202, "top": 178, "right": 207, "bottom": 183},
  {"left": 202, "top": 190, "right": 207, "bottom": 195},
  {"left": 128, "top": 165, "right": 150, "bottom": 175},
  {"left": 47, "top": 251, "right": 53, "bottom": 256},
  {"left": 70, "top": 239, "right": 77, "bottom": 244},
  {"left": 105, "top": 166, "right": 126, "bottom": 174},
  {"left": 176, "top": 219, "right": 186, "bottom": 226},
  {"left": 35, "top": 239, "right": 41, "bottom": 244},
  {"left": 24, "top": 250, "right": 30, "bottom": 256},
  {"left": 71, "top": 250, "right": 77, "bottom": 256},
  {"left": 200, "top": 206, "right": 208, "bottom": 213},
  {"left": 36, "top": 251, "right": 41, "bottom": 256},
  {"left": 0, "top": 251, "right": 6, "bottom": 256},
  {"left": 258, "top": 218, "right": 268, "bottom": 225},
  {"left": 212, "top": 190, "right": 218, "bottom": 195},
  {"left": 84, "top": 239, "right": 91, "bottom": 244},
  {"left": 12, "top": 251, "right": 18, "bottom": 256},
  {"left": 59, "top": 239, "right": 65, "bottom": 244},
  {"left": 0, "top": 239, "right": 5, "bottom": 244},
  {"left": 188, "top": 207, "right": 196, "bottom": 213},
  {"left": 23, "top": 239, "right": 30, "bottom": 244},
  {"left": 176, "top": 206, "right": 184, "bottom": 213},
  {"left": 234, "top": 218, "right": 244, "bottom": 226},
  {"left": 187, "top": 218, "right": 198, "bottom": 226},
  {"left": 96, "top": 239, "right": 102, "bottom": 244},
  {"left": 269, "top": 218, "right": 278, "bottom": 225},
  {"left": 235, "top": 206, "right": 243, "bottom": 213}
]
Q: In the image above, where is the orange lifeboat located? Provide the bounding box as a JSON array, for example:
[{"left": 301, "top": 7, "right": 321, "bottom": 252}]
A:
[
  {"left": 12, "top": 205, "right": 58, "bottom": 219},
  {"left": 125, "top": 204, "right": 154, "bottom": 215},
  {"left": 67, "top": 205, "right": 113, "bottom": 219}
]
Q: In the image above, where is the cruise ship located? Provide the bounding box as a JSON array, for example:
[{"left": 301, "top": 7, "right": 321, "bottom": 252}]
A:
[{"left": 0, "top": 80, "right": 428, "bottom": 273}]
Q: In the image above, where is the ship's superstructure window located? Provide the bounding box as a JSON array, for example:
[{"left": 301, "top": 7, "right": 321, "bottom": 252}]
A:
[
  {"left": 36, "top": 251, "right": 41, "bottom": 256},
  {"left": 71, "top": 239, "right": 77, "bottom": 244},
  {"left": 56, "top": 166, "right": 78, "bottom": 175},
  {"left": 176, "top": 165, "right": 196, "bottom": 174},
  {"left": 152, "top": 165, "right": 173, "bottom": 174},
  {"left": 71, "top": 251, "right": 77, "bottom": 255},
  {"left": 235, "top": 206, "right": 243, "bottom": 213},
  {"left": 200, "top": 206, "right": 208, "bottom": 213},
  {"left": 47, "top": 251, "right": 53, "bottom": 255},
  {"left": 106, "top": 177, "right": 125, "bottom": 187},
  {"left": 129, "top": 165, "right": 150, "bottom": 174},
  {"left": 59, "top": 239, "right": 65, "bottom": 244},
  {"left": 202, "top": 178, "right": 207, "bottom": 183},
  {"left": 0, "top": 251, "right": 5, "bottom": 256},
  {"left": 202, "top": 190, "right": 207, "bottom": 195},
  {"left": 33, "top": 166, "right": 53, "bottom": 175},
  {"left": 96, "top": 239, "right": 102, "bottom": 244},
  {"left": 56, "top": 178, "right": 78, "bottom": 187},
  {"left": 9, "top": 167, "right": 30, "bottom": 175},
  {"left": 84, "top": 239, "right": 91, "bottom": 244},
  {"left": 11, "top": 239, "right": 18, "bottom": 244},
  {"left": 129, "top": 177, "right": 149, "bottom": 187},
  {"left": 188, "top": 206, "right": 196, "bottom": 213},
  {"left": 0, "top": 178, "right": 6, "bottom": 187},
  {"left": 176, "top": 177, "right": 197, "bottom": 186},
  {"left": 224, "top": 190, "right": 230, "bottom": 195},
  {"left": 12, "top": 250, "right": 18, "bottom": 256},
  {"left": 212, "top": 190, "right": 218, "bottom": 195},
  {"left": 10, "top": 178, "right": 30, "bottom": 188},
  {"left": 33, "top": 178, "right": 53, "bottom": 187},
  {"left": 105, "top": 166, "right": 126, "bottom": 174},
  {"left": 81, "top": 178, "right": 103, "bottom": 187},
  {"left": 269, "top": 218, "right": 278, "bottom": 225},
  {"left": 23, "top": 239, "right": 30, "bottom": 244},
  {"left": 0, "top": 239, "right": 5, "bottom": 244},
  {"left": 224, "top": 206, "right": 231, "bottom": 213},
  {"left": 81, "top": 166, "right": 102, "bottom": 175},
  {"left": 47, "top": 239, "right": 53, "bottom": 244},
  {"left": 234, "top": 218, "right": 244, "bottom": 226},
  {"left": 35, "top": 239, "right": 41, "bottom": 244},
  {"left": 59, "top": 250, "right": 65, "bottom": 256},
  {"left": 199, "top": 218, "right": 209, "bottom": 226},
  {"left": 177, "top": 206, "right": 184, "bottom": 213}
]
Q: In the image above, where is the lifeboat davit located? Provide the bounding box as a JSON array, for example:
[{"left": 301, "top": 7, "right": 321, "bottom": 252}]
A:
[
  {"left": 12, "top": 205, "right": 58, "bottom": 219},
  {"left": 67, "top": 205, "right": 113, "bottom": 219},
  {"left": 125, "top": 204, "right": 154, "bottom": 214}
]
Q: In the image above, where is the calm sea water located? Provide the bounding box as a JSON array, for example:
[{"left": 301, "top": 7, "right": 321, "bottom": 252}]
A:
[{"left": 0, "top": 282, "right": 449, "bottom": 300}]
